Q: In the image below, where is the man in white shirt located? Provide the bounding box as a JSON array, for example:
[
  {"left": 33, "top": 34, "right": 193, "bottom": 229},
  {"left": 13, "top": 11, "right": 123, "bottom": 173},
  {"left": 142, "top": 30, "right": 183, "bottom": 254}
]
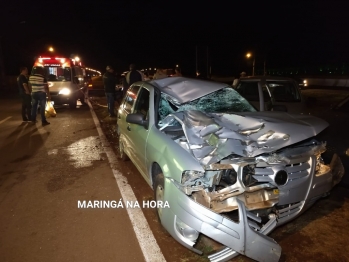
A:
[{"left": 29, "top": 67, "right": 51, "bottom": 125}]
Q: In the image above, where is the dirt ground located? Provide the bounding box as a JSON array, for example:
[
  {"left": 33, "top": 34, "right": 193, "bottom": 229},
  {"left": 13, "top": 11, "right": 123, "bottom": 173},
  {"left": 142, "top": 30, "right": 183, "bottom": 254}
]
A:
[{"left": 89, "top": 88, "right": 349, "bottom": 262}]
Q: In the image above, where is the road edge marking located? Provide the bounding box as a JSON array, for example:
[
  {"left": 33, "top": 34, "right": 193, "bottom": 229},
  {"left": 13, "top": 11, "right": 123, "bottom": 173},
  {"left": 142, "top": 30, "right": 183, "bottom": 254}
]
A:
[
  {"left": 0, "top": 116, "right": 12, "bottom": 125},
  {"left": 87, "top": 100, "right": 166, "bottom": 262}
]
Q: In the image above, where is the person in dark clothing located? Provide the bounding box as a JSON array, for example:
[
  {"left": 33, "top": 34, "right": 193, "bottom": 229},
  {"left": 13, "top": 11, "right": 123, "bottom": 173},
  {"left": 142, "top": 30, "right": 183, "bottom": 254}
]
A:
[
  {"left": 124, "top": 64, "right": 144, "bottom": 97},
  {"left": 17, "top": 66, "right": 32, "bottom": 122},
  {"left": 103, "top": 66, "right": 118, "bottom": 117}
]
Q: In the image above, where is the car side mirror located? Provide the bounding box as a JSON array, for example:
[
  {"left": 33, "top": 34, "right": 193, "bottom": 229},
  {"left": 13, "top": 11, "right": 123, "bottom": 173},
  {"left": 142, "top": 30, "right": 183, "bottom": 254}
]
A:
[
  {"left": 126, "top": 113, "right": 148, "bottom": 129},
  {"left": 272, "top": 105, "right": 288, "bottom": 112}
]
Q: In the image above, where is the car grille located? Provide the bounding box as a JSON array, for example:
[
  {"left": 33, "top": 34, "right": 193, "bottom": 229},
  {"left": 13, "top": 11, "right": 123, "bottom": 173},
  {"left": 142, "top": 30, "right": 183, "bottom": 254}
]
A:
[{"left": 250, "top": 157, "right": 312, "bottom": 187}]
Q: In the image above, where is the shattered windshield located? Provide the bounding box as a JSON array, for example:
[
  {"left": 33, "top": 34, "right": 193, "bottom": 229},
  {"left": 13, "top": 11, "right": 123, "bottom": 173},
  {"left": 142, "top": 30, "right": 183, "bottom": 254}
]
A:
[{"left": 158, "top": 87, "right": 256, "bottom": 122}]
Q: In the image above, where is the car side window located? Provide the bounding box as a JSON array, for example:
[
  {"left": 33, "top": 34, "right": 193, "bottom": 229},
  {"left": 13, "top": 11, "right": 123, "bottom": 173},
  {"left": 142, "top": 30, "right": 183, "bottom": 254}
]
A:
[
  {"left": 133, "top": 88, "right": 150, "bottom": 119},
  {"left": 236, "top": 82, "right": 259, "bottom": 101},
  {"left": 123, "top": 85, "right": 141, "bottom": 113},
  {"left": 267, "top": 81, "right": 301, "bottom": 102}
]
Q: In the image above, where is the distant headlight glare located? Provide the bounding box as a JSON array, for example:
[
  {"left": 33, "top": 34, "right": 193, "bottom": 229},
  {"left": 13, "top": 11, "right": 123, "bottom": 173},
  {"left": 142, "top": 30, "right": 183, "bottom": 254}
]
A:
[{"left": 59, "top": 88, "right": 71, "bottom": 95}]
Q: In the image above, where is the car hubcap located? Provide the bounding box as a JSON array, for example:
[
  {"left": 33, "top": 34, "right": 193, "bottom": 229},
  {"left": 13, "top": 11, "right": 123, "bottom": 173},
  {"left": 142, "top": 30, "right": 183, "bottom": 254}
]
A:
[{"left": 156, "top": 184, "right": 164, "bottom": 218}]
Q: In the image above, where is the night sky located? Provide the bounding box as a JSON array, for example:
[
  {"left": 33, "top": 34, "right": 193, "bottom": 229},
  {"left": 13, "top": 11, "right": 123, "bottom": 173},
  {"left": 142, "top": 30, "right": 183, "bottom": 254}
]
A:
[{"left": 1, "top": 1, "right": 349, "bottom": 76}]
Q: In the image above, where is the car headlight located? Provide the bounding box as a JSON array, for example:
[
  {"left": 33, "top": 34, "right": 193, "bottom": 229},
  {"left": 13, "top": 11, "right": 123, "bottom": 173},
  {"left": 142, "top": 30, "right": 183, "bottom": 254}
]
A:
[
  {"left": 59, "top": 88, "right": 71, "bottom": 95},
  {"left": 176, "top": 170, "right": 205, "bottom": 195},
  {"left": 181, "top": 170, "right": 204, "bottom": 184}
]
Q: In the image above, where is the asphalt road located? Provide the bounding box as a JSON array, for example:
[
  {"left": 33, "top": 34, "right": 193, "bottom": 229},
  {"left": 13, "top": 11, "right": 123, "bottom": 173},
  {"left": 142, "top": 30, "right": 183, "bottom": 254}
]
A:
[{"left": 0, "top": 98, "right": 145, "bottom": 262}]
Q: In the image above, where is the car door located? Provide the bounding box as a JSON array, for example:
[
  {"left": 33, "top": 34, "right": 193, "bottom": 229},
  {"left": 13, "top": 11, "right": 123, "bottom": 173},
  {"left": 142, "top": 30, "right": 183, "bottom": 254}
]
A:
[
  {"left": 117, "top": 84, "right": 141, "bottom": 162},
  {"left": 126, "top": 86, "right": 150, "bottom": 175}
]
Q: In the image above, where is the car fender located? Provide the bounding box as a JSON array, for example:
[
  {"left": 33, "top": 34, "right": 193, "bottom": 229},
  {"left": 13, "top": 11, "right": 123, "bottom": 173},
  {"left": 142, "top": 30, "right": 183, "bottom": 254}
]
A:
[{"left": 146, "top": 125, "right": 204, "bottom": 185}]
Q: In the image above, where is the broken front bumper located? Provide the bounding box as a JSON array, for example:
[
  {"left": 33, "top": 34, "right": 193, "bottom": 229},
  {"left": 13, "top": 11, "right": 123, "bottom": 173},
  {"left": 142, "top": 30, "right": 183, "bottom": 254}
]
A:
[
  {"left": 160, "top": 153, "right": 344, "bottom": 262},
  {"left": 276, "top": 154, "right": 344, "bottom": 225},
  {"left": 161, "top": 178, "right": 282, "bottom": 262}
]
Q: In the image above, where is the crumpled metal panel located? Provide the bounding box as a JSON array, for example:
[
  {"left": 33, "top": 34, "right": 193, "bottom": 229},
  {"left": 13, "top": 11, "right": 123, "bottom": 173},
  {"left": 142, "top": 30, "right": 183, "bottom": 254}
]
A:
[
  {"left": 150, "top": 77, "right": 227, "bottom": 104},
  {"left": 164, "top": 110, "right": 329, "bottom": 165}
]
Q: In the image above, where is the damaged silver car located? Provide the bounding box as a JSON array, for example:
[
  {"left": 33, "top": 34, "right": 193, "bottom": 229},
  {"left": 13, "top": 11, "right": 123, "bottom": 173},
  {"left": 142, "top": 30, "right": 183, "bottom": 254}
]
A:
[{"left": 117, "top": 77, "right": 344, "bottom": 262}]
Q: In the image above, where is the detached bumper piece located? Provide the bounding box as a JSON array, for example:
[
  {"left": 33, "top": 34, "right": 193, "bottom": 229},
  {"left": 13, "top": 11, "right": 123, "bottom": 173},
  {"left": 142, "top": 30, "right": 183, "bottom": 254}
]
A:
[
  {"left": 208, "top": 214, "right": 279, "bottom": 262},
  {"left": 208, "top": 247, "right": 238, "bottom": 262},
  {"left": 165, "top": 180, "right": 281, "bottom": 262}
]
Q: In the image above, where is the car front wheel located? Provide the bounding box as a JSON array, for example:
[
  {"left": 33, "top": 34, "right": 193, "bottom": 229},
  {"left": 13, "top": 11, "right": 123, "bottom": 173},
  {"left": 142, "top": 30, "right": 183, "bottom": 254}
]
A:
[
  {"left": 153, "top": 172, "right": 165, "bottom": 221},
  {"left": 118, "top": 136, "right": 129, "bottom": 161}
]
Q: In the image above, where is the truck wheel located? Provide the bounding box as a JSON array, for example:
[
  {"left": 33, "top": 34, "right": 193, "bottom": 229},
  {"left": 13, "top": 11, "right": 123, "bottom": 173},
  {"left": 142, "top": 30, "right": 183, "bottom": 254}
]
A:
[{"left": 153, "top": 172, "right": 165, "bottom": 221}]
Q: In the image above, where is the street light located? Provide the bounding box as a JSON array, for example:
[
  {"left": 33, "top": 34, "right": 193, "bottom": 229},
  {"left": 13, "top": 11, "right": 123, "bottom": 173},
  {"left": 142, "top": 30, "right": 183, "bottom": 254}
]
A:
[
  {"left": 49, "top": 47, "right": 54, "bottom": 52},
  {"left": 246, "top": 52, "right": 267, "bottom": 76},
  {"left": 246, "top": 52, "right": 255, "bottom": 76}
]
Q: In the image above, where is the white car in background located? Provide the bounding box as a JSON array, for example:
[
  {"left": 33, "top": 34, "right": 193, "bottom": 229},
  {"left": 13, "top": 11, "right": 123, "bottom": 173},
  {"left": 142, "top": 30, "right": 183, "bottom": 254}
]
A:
[{"left": 235, "top": 76, "right": 306, "bottom": 113}]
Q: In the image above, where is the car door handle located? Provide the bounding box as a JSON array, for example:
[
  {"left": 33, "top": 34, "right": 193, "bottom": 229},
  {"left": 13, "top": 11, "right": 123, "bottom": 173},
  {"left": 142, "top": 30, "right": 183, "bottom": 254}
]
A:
[{"left": 127, "top": 125, "right": 131, "bottom": 131}]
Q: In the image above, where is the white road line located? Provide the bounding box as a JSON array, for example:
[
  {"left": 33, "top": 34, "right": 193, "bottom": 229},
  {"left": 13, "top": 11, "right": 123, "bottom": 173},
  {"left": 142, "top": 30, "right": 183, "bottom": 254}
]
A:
[
  {"left": 88, "top": 100, "right": 166, "bottom": 262},
  {"left": 0, "top": 116, "right": 12, "bottom": 125}
]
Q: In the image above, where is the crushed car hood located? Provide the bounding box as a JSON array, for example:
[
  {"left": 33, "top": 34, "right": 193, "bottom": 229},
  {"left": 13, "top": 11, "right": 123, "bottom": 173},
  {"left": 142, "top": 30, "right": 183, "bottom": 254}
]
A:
[
  {"left": 151, "top": 77, "right": 227, "bottom": 104},
  {"left": 166, "top": 110, "right": 329, "bottom": 165}
]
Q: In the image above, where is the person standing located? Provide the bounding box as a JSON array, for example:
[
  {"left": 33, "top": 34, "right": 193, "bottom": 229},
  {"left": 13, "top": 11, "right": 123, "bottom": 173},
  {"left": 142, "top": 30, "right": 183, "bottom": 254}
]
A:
[
  {"left": 29, "top": 67, "right": 51, "bottom": 125},
  {"left": 103, "top": 66, "right": 117, "bottom": 117},
  {"left": 124, "top": 64, "right": 144, "bottom": 97},
  {"left": 17, "top": 66, "right": 31, "bottom": 122},
  {"left": 232, "top": 72, "right": 247, "bottom": 87}
]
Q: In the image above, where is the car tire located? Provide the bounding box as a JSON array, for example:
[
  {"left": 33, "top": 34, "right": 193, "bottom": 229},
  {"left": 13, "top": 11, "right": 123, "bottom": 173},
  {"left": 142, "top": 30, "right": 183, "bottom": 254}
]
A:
[
  {"left": 153, "top": 172, "right": 165, "bottom": 221},
  {"left": 119, "top": 137, "right": 129, "bottom": 161}
]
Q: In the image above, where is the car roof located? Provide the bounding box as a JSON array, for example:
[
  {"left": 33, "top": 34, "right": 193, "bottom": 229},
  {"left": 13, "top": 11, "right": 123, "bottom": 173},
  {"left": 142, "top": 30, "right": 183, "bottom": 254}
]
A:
[
  {"left": 239, "top": 75, "right": 296, "bottom": 81},
  {"left": 149, "top": 77, "right": 228, "bottom": 104}
]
